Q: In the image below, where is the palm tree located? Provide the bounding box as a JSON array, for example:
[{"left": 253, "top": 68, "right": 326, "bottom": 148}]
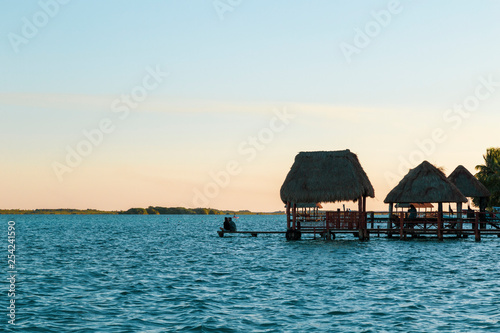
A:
[{"left": 475, "top": 148, "right": 500, "bottom": 209}]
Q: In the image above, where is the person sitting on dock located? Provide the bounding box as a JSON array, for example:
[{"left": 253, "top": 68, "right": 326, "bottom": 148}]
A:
[{"left": 408, "top": 204, "right": 417, "bottom": 219}]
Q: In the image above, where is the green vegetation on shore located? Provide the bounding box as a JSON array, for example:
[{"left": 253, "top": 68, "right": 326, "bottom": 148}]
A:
[
  {"left": 0, "top": 206, "right": 284, "bottom": 215},
  {"left": 120, "top": 207, "right": 257, "bottom": 215},
  {"left": 475, "top": 147, "right": 500, "bottom": 209}
]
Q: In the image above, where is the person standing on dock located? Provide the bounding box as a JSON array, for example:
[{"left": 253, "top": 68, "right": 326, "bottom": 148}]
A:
[{"left": 467, "top": 205, "right": 474, "bottom": 219}]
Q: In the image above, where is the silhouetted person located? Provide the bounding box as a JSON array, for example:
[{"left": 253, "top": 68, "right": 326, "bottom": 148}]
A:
[
  {"left": 408, "top": 205, "right": 417, "bottom": 219},
  {"left": 467, "top": 205, "right": 474, "bottom": 219},
  {"left": 223, "top": 217, "right": 237, "bottom": 231},
  {"left": 223, "top": 217, "right": 231, "bottom": 230}
]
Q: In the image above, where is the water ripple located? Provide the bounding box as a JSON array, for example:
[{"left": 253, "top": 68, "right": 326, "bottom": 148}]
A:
[{"left": 3, "top": 215, "right": 500, "bottom": 332}]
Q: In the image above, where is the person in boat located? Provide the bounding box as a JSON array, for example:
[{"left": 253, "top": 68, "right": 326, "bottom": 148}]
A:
[
  {"left": 223, "top": 217, "right": 231, "bottom": 230},
  {"left": 223, "top": 217, "right": 237, "bottom": 232}
]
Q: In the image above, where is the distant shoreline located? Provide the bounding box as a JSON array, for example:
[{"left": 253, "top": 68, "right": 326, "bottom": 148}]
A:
[{"left": 0, "top": 206, "right": 285, "bottom": 215}]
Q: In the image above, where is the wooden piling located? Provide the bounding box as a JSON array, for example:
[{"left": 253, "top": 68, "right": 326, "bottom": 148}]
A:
[
  {"left": 474, "top": 213, "right": 481, "bottom": 242},
  {"left": 286, "top": 202, "right": 291, "bottom": 230},
  {"left": 388, "top": 203, "right": 394, "bottom": 238},
  {"left": 457, "top": 202, "right": 463, "bottom": 238},
  {"left": 399, "top": 212, "right": 404, "bottom": 239},
  {"left": 437, "top": 203, "right": 443, "bottom": 241}
]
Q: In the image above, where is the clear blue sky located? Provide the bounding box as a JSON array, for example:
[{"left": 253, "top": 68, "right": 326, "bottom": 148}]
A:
[{"left": 1, "top": 0, "right": 500, "bottom": 211}]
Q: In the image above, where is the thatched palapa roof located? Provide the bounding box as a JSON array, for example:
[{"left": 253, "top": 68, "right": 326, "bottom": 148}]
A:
[
  {"left": 295, "top": 203, "right": 323, "bottom": 208},
  {"left": 280, "top": 150, "right": 374, "bottom": 204},
  {"left": 448, "top": 165, "right": 491, "bottom": 198},
  {"left": 384, "top": 161, "right": 467, "bottom": 204},
  {"left": 395, "top": 203, "right": 434, "bottom": 209}
]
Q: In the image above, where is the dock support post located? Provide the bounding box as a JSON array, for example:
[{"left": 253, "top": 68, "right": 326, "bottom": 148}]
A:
[
  {"left": 457, "top": 202, "right": 463, "bottom": 238},
  {"left": 474, "top": 213, "right": 481, "bottom": 242},
  {"left": 358, "top": 197, "right": 362, "bottom": 240},
  {"left": 388, "top": 203, "right": 394, "bottom": 238},
  {"left": 399, "top": 212, "right": 405, "bottom": 239},
  {"left": 357, "top": 197, "right": 368, "bottom": 241},
  {"left": 437, "top": 203, "right": 443, "bottom": 241},
  {"left": 286, "top": 202, "right": 291, "bottom": 230},
  {"left": 480, "top": 197, "right": 487, "bottom": 229},
  {"left": 364, "top": 212, "right": 370, "bottom": 240}
]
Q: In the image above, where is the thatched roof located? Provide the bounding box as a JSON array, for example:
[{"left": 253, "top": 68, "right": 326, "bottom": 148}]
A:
[
  {"left": 295, "top": 203, "right": 323, "bottom": 208},
  {"left": 384, "top": 161, "right": 467, "bottom": 204},
  {"left": 280, "top": 150, "right": 374, "bottom": 204},
  {"left": 395, "top": 203, "right": 434, "bottom": 209},
  {"left": 448, "top": 165, "right": 490, "bottom": 198}
]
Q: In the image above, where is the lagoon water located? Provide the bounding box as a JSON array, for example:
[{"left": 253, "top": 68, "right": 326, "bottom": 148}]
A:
[{"left": 4, "top": 214, "right": 500, "bottom": 332}]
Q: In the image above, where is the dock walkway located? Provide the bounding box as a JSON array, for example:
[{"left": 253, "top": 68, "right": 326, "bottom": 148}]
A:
[{"left": 217, "top": 213, "right": 500, "bottom": 241}]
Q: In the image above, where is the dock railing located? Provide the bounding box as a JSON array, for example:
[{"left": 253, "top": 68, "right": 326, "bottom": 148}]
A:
[{"left": 293, "top": 210, "right": 500, "bottom": 241}]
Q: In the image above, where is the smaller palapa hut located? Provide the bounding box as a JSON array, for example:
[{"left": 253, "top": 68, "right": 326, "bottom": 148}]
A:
[
  {"left": 448, "top": 165, "right": 490, "bottom": 213},
  {"left": 280, "top": 150, "right": 374, "bottom": 239},
  {"left": 384, "top": 160, "right": 467, "bottom": 239},
  {"left": 385, "top": 160, "right": 467, "bottom": 206}
]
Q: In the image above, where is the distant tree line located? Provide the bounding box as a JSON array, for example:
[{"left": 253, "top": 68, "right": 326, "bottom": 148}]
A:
[
  {"left": 119, "top": 206, "right": 256, "bottom": 215},
  {"left": 0, "top": 207, "right": 279, "bottom": 215},
  {"left": 0, "top": 209, "right": 116, "bottom": 215}
]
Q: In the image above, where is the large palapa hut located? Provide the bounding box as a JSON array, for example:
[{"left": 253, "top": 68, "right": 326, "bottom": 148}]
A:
[
  {"left": 280, "top": 150, "right": 374, "bottom": 240},
  {"left": 448, "top": 165, "right": 490, "bottom": 213},
  {"left": 384, "top": 160, "right": 467, "bottom": 239}
]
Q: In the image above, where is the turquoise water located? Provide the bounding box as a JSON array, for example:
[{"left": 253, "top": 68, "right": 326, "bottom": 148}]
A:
[{"left": 3, "top": 214, "right": 500, "bottom": 332}]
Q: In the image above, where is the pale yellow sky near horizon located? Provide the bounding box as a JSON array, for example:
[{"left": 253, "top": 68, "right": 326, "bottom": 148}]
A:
[{"left": 1, "top": 99, "right": 497, "bottom": 212}]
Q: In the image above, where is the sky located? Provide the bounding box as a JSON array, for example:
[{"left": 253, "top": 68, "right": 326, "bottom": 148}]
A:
[{"left": 1, "top": 0, "right": 500, "bottom": 212}]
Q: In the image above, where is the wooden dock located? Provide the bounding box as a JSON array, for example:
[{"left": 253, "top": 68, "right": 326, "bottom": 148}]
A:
[
  {"left": 217, "top": 229, "right": 363, "bottom": 238},
  {"left": 217, "top": 212, "right": 500, "bottom": 241},
  {"left": 217, "top": 230, "right": 285, "bottom": 237}
]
